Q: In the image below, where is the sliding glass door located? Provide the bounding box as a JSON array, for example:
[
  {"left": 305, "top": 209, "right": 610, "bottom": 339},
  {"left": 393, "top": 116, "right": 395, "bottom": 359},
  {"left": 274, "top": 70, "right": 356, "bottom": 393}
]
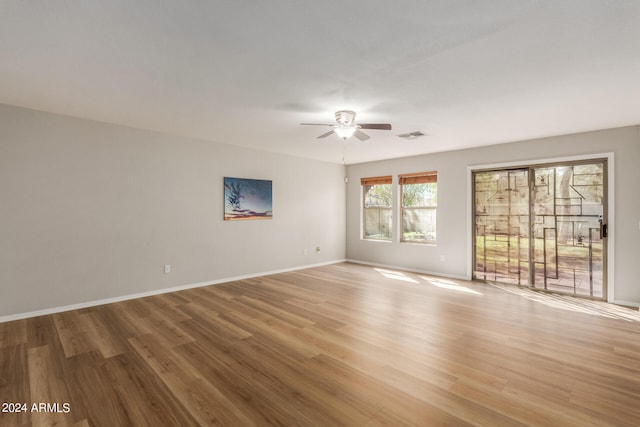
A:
[
  {"left": 530, "top": 162, "right": 606, "bottom": 297},
  {"left": 474, "top": 169, "right": 530, "bottom": 285},
  {"left": 473, "top": 160, "right": 607, "bottom": 299}
]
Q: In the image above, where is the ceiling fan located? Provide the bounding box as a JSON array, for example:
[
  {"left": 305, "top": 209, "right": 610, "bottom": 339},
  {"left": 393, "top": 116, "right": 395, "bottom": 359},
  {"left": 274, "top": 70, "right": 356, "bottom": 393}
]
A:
[{"left": 300, "top": 110, "right": 392, "bottom": 141}]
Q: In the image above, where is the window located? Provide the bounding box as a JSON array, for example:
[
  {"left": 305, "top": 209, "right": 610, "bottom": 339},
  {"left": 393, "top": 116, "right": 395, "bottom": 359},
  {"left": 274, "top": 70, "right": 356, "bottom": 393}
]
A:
[
  {"left": 362, "top": 176, "right": 392, "bottom": 240},
  {"left": 400, "top": 172, "right": 437, "bottom": 243}
]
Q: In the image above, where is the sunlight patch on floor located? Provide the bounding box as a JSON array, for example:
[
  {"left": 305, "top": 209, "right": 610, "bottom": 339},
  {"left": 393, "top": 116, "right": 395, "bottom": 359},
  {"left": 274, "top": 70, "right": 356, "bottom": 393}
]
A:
[
  {"left": 419, "top": 276, "right": 483, "bottom": 295},
  {"left": 373, "top": 267, "right": 482, "bottom": 295},
  {"left": 374, "top": 268, "right": 419, "bottom": 284},
  {"left": 490, "top": 282, "right": 640, "bottom": 322}
]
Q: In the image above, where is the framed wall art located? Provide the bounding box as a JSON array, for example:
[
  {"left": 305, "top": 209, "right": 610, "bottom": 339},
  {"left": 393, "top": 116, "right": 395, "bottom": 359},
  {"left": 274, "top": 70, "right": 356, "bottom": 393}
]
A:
[{"left": 224, "top": 177, "right": 273, "bottom": 221}]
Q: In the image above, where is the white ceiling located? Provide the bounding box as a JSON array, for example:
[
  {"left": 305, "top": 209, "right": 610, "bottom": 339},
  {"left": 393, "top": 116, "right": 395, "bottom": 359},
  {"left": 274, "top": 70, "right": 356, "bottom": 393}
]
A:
[{"left": 1, "top": 1, "right": 639, "bottom": 164}]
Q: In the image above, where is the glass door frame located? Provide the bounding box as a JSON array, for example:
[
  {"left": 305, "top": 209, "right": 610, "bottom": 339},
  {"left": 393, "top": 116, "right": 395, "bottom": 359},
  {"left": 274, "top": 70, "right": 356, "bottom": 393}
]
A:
[{"left": 467, "top": 153, "right": 614, "bottom": 302}]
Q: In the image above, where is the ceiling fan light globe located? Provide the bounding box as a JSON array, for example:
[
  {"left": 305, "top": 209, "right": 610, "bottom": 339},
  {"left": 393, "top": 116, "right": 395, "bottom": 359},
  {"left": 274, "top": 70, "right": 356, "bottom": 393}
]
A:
[{"left": 335, "top": 126, "right": 357, "bottom": 140}]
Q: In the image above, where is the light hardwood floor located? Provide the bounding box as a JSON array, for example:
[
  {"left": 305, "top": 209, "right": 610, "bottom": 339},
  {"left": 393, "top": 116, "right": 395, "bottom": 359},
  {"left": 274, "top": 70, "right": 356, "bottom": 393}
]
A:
[{"left": 1, "top": 262, "right": 640, "bottom": 426}]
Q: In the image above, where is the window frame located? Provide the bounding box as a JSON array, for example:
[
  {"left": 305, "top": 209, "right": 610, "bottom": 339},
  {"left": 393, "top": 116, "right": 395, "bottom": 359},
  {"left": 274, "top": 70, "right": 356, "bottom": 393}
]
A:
[
  {"left": 399, "top": 171, "right": 438, "bottom": 244},
  {"left": 361, "top": 175, "right": 393, "bottom": 241}
]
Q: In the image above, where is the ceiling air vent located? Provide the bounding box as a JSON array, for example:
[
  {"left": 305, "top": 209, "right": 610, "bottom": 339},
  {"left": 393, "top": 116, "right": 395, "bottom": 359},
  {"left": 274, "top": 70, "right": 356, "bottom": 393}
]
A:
[{"left": 397, "top": 131, "right": 425, "bottom": 140}]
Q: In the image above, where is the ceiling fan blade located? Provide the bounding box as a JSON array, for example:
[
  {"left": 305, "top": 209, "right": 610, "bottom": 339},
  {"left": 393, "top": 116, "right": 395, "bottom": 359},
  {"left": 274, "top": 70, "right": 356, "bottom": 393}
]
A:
[
  {"left": 397, "top": 131, "right": 426, "bottom": 139},
  {"left": 358, "top": 123, "right": 392, "bottom": 130},
  {"left": 354, "top": 129, "right": 370, "bottom": 141},
  {"left": 300, "top": 123, "right": 334, "bottom": 126},
  {"left": 317, "top": 130, "right": 335, "bottom": 139}
]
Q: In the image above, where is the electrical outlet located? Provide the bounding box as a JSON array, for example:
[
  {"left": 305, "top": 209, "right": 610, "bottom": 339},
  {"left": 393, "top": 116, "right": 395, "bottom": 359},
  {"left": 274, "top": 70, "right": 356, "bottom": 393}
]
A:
[
  {"left": 440, "top": 255, "right": 445, "bottom": 262},
  {"left": 316, "top": 246, "right": 321, "bottom": 254},
  {"left": 164, "top": 264, "right": 171, "bottom": 274},
  {"left": 303, "top": 248, "right": 308, "bottom": 255}
]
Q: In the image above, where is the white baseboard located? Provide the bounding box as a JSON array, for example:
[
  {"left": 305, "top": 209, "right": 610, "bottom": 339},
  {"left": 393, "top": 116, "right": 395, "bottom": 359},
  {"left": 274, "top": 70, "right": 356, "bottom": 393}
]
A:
[
  {"left": 611, "top": 299, "right": 640, "bottom": 309},
  {"left": 345, "top": 259, "right": 469, "bottom": 281},
  {"left": 0, "top": 259, "right": 347, "bottom": 323}
]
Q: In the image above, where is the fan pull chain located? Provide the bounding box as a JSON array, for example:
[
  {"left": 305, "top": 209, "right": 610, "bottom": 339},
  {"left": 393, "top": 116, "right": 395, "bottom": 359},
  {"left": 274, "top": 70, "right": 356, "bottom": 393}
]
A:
[{"left": 342, "top": 141, "right": 346, "bottom": 165}]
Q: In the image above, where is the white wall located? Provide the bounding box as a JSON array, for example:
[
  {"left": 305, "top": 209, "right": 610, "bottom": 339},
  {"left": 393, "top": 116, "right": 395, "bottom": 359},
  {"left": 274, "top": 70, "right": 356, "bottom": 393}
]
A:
[
  {"left": 0, "top": 105, "right": 346, "bottom": 319},
  {"left": 3, "top": 104, "right": 637, "bottom": 319},
  {"left": 346, "top": 126, "right": 640, "bottom": 306}
]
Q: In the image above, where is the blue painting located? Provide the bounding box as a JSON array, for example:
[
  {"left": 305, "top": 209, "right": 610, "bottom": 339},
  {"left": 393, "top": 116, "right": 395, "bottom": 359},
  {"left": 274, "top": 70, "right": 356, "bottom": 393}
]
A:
[{"left": 224, "top": 177, "right": 273, "bottom": 220}]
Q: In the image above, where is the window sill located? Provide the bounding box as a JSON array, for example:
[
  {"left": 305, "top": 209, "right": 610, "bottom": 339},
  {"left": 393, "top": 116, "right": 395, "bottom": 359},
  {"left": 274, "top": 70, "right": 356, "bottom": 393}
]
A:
[
  {"left": 401, "top": 241, "right": 437, "bottom": 246},
  {"left": 362, "top": 238, "right": 392, "bottom": 243}
]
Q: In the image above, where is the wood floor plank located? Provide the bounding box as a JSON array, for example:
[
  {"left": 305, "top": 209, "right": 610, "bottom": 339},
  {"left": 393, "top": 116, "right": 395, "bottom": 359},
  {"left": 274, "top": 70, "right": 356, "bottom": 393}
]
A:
[
  {"left": 26, "top": 315, "right": 57, "bottom": 348},
  {"left": 0, "top": 319, "right": 27, "bottom": 349},
  {"left": 142, "top": 294, "right": 193, "bottom": 324},
  {"left": 234, "top": 295, "right": 316, "bottom": 329},
  {"left": 174, "top": 341, "right": 314, "bottom": 426},
  {"left": 64, "top": 354, "right": 133, "bottom": 427},
  {"left": 317, "top": 353, "right": 503, "bottom": 427},
  {"left": 77, "top": 312, "right": 128, "bottom": 359},
  {"left": 128, "top": 334, "right": 255, "bottom": 426},
  {"left": 103, "top": 352, "right": 200, "bottom": 427},
  {"left": 52, "top": 312, "right": 95, "bottom": 358},
  {"left": 234, "top": 335, "right": 373, "bottom": 426},
  {"left": 28, "top": 344, "right": 77, "bottom": 427},
  {"left": 176, "top": 305, "right": 252, "bottom": 341},
  {"left": 118, "top": 300, "right": 196, "bottom": 350},
  {"left": 174, "top": 324, "right": 341, "bottom": 425},
  {"left": 0, "top": 344, "right": 31, "bottom": 426},
  {"left": 1, "top": 262, "right": 639, "bottom": 426}
]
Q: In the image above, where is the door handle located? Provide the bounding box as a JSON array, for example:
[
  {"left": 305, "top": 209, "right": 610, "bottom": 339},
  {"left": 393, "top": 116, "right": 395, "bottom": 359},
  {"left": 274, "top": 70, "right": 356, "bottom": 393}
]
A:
[{"left": 599, "top": 217, "right": 608, "bottom": 239}]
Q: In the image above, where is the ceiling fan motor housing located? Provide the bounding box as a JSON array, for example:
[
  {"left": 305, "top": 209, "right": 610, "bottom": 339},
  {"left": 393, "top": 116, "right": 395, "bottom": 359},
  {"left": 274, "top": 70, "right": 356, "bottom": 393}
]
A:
[{"left": 335, "top": 110, "right": 356, "bottom": 126}]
